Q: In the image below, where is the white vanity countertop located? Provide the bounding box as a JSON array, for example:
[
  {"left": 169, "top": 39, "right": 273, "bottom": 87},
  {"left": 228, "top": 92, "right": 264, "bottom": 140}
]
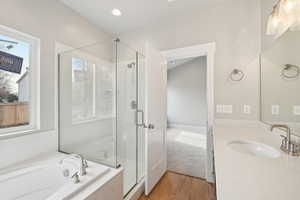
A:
[{"left": 213, "top": 120, "right": 300, "bottom": 200}]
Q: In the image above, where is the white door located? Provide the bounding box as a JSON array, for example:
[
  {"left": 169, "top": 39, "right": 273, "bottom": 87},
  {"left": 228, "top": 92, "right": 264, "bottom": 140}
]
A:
[{"left": 145, "top": 43, "right": 167, "bottom": 195}]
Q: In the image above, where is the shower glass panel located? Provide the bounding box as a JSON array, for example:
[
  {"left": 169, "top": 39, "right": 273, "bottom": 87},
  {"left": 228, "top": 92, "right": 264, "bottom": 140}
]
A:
[
  {"left": 116, "top": 42, "right": 140, "bottom": 195},
  {"left": 58, "top": 40, "right": 145, "bottom": 196},
  {"left": 137, "top": 52, "right": 146, "bottom": 183},
  {"left": 58, "top": 41, "right": 118, "bottom": 167}
]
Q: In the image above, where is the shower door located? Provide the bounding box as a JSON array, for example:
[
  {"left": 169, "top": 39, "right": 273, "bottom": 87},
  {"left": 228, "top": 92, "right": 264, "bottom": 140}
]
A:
[{"left": 116, "top": 42, "right": 145, "bottom": 196}]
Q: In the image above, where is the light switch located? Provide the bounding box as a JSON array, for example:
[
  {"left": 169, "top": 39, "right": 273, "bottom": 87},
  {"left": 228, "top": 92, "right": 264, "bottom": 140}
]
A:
[
  {"left": 293, "top": 106, "right": 300, "bottom": 115},
  {"left": 243, "top": 105, "right": 251, "bottom": 114},
  {"left": 223, "top": 105, "right": 233, "bottom": 114},
  {"left": 271, "top": 105, "right": 280, "bottom": 115},
  {"left": 216, "top": 105, "right": 223, "bottom": 113}
]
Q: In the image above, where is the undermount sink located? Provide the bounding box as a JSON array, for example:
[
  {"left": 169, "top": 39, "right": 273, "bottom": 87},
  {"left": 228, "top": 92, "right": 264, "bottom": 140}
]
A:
[{"left": 227, "top": 140, "right": 281, "bottom": 158}]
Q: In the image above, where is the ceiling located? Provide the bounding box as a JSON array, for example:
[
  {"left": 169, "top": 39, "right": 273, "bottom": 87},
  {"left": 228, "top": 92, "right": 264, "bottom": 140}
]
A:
[{"left": 61, "top": 0, "right": 225, "bottom": 34}]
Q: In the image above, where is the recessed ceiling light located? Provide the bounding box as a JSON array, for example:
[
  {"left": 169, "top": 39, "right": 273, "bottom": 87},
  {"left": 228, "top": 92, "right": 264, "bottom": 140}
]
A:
[
  {"left": 168, "top": 0, "right": 176, "bottom": 2},
  {"left": 112, "top": 9, "right": 122, "bottom": 16}
]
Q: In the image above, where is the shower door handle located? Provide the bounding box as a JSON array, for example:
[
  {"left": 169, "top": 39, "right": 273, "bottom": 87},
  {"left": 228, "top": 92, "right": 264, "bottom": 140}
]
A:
[
  {"left": 136, "top": 109, "right": 147, "bottom": 128},
  {"left": 147, "top": 124, "right": 155, "bottom": 130}
]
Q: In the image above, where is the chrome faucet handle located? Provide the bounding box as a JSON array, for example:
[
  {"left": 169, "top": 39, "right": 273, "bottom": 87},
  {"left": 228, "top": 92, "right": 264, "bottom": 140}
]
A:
[
  {"left": 280, "top": 135, "right": 288, "bottom": 153},
  {"left": 279, "top": 134, "right": 300, "bottom": 156},
  {"left": 83, "top": 159, "right": 88, "bottom": 168},
  {"left": 271, "top": 125, "right": 300, "bottom": 156},
  {"left": 289, "top": 143, "right": 300, "bottom": 156},
  {"left": 70, "top": 154, "right": 87, "bottom": 175},
  {"left": 71, "top": 172, "right": 80, "bottom": 184}
]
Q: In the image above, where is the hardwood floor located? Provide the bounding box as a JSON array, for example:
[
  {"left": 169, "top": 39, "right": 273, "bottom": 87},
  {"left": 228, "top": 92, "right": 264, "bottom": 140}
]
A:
[{"left": 138, "top": 171, "right": 216, "bottom": 200}]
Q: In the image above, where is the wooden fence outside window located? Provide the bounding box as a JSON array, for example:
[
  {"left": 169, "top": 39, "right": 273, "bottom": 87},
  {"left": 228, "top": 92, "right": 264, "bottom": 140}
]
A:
[{"left": 0, "top": 103, "right": 29, "bottom": 128}]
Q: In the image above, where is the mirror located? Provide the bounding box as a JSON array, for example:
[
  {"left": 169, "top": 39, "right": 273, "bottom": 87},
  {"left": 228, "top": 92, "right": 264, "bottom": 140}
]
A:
[{"left": 260, "top": 31, "right": 300, "bottom": 134}]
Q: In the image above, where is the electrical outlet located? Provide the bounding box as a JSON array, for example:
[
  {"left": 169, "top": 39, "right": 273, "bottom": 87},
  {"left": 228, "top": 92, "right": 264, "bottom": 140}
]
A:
[
  {"left": 223, "top": 105, "right": 233, "bottom": 114},
  {"left": 243, "top": 105, "right": 251, "bottom": 114},
  {"left": 293, "top": 106, "right": 300, "bottom": 115},
  {"left": 216, "top": 105, "right": 232, "bottom": 114},
  {"left": 271, "top": 105, "right": 280, "bottom": 115},
  {"left": 216, "top": 105, "right": 223, "bottom": 113}
]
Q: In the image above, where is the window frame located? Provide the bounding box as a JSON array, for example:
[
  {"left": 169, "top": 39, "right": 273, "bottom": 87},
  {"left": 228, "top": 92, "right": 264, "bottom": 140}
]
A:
[{"left": 0, "top": 25, "right": 40, "bottom": 138}]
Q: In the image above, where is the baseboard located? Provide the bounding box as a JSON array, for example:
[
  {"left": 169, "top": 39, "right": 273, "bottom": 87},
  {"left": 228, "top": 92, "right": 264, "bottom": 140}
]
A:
[
  {"left": 124, "top": 179, "right": 145, "bottom": 200},
  {"left": 167, "top": 123, "right": 207, "bottom": 132}
]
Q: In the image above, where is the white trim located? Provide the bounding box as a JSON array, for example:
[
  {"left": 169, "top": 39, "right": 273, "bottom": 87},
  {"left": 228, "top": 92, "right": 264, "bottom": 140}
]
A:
[
  {"left": 162, "top": 43, "right": 216, "bottom": 61},
  {"left": 161, "top": 42, "right": 216, "bottom": 182},
  {"left": 92, "top": 63, "right": 96, "bottom": 117},
  {"left": 0, "top": 25, "right": 40, "bottom": 137},
  {"left": 54, "top": 42, "right": 74, "bottom": 144},
  {"left": 124, "top": 179, "right": 145, "bottom": 200}
]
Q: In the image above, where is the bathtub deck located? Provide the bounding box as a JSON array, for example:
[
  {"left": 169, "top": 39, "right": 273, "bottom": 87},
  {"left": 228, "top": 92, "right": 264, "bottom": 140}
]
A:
[{"left": 138, "top": 171, "right": 216, "bottom": 200}]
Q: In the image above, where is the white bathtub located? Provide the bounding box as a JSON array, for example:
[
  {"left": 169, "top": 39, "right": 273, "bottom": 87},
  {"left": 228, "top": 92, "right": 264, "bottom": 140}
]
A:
[{"left": 0, "top": 154, "right": 110, "bottom": 200}]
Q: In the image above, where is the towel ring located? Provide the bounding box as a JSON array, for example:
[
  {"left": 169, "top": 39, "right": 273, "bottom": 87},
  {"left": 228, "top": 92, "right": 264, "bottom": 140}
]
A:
[
  {"left": 281, "top": 64, "right": 299, "bottom": 79},
  {"left": 229, "top": 69, "right": 244, "bottom": 81}
]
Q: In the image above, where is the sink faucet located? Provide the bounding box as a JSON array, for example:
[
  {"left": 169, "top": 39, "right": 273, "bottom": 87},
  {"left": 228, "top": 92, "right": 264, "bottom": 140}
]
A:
[
  {"left": 69, "top": 154, "right": 88, "bottom": 176},
  {"left": 270, "top": 124, "right": 299, "bottom": 156}
]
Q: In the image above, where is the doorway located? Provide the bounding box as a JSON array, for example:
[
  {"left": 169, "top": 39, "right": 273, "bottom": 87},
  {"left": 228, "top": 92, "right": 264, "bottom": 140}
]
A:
[
  {"left": 162, "top": 43, "right": 215, "bottom": 182},
  {"left": 167, "top": 56, "right": 207, "bottom": 178}
]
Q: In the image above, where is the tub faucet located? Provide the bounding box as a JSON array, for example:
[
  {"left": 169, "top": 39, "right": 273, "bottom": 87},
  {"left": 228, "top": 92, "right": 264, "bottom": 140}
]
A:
[
  {"left": 270, "top": 124, "right": 299, "bottom": 156},
  {"left": 71, "top": 172, "right": 80, "bottom": 184},
  {"left": 70, "top": 154, "right": 88, "bottom": 176}
]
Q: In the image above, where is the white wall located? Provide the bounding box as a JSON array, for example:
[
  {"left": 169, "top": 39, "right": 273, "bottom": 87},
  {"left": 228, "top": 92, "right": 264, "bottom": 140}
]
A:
[
  {"left": 120, "top": 0, "right": 261, "bottom": 120},
  {"left": 261, "top": 31, "right": 300, "bottom": 124},
  {"left": 167, "top": 57, "right": 207, "bottom": 127},
  {"left": 0, "top": 0, "right": 112, "bottom": 169}
]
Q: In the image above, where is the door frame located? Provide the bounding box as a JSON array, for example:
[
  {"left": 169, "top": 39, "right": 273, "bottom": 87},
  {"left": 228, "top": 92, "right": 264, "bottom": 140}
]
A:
[{"left": 161, "top": 42, "right": 216, "bottom": 181}]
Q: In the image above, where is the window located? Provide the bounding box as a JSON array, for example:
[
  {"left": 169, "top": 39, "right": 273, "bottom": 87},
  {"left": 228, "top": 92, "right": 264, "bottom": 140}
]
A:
[
  {"left": 72, "top": 57, "right": 94, "bottom": 121},
  {"left": 0, "top": 25, "right": 40, "bottom": 136},
  {"left": 71, "top": 56, "right": 114, "bottom": 124}
]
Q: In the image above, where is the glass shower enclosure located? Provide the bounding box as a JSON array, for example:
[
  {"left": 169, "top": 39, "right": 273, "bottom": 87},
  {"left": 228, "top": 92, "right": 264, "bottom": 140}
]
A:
[{"left": 58, "top": 39, "right": 145, "bottom": 196}]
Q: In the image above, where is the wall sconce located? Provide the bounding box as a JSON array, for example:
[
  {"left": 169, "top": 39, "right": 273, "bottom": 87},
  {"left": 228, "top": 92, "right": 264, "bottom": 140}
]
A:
[{"left": 266, "top": 0, "right": 300, "bottom": 38}]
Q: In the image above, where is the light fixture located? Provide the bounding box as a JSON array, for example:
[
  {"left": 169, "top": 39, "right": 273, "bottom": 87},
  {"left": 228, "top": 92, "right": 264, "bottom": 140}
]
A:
[
  {"left": 266, "top": 0, "right": 300, "bottom": 38},
  {"left": 267, "top": 4, "right": 283, "bottom": 36},
  {"left": 282, "top": 0, "right": 296, "bottom": 12},
  {"left": 112, "top": 9, "right": 122, "bottom": 16}
]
